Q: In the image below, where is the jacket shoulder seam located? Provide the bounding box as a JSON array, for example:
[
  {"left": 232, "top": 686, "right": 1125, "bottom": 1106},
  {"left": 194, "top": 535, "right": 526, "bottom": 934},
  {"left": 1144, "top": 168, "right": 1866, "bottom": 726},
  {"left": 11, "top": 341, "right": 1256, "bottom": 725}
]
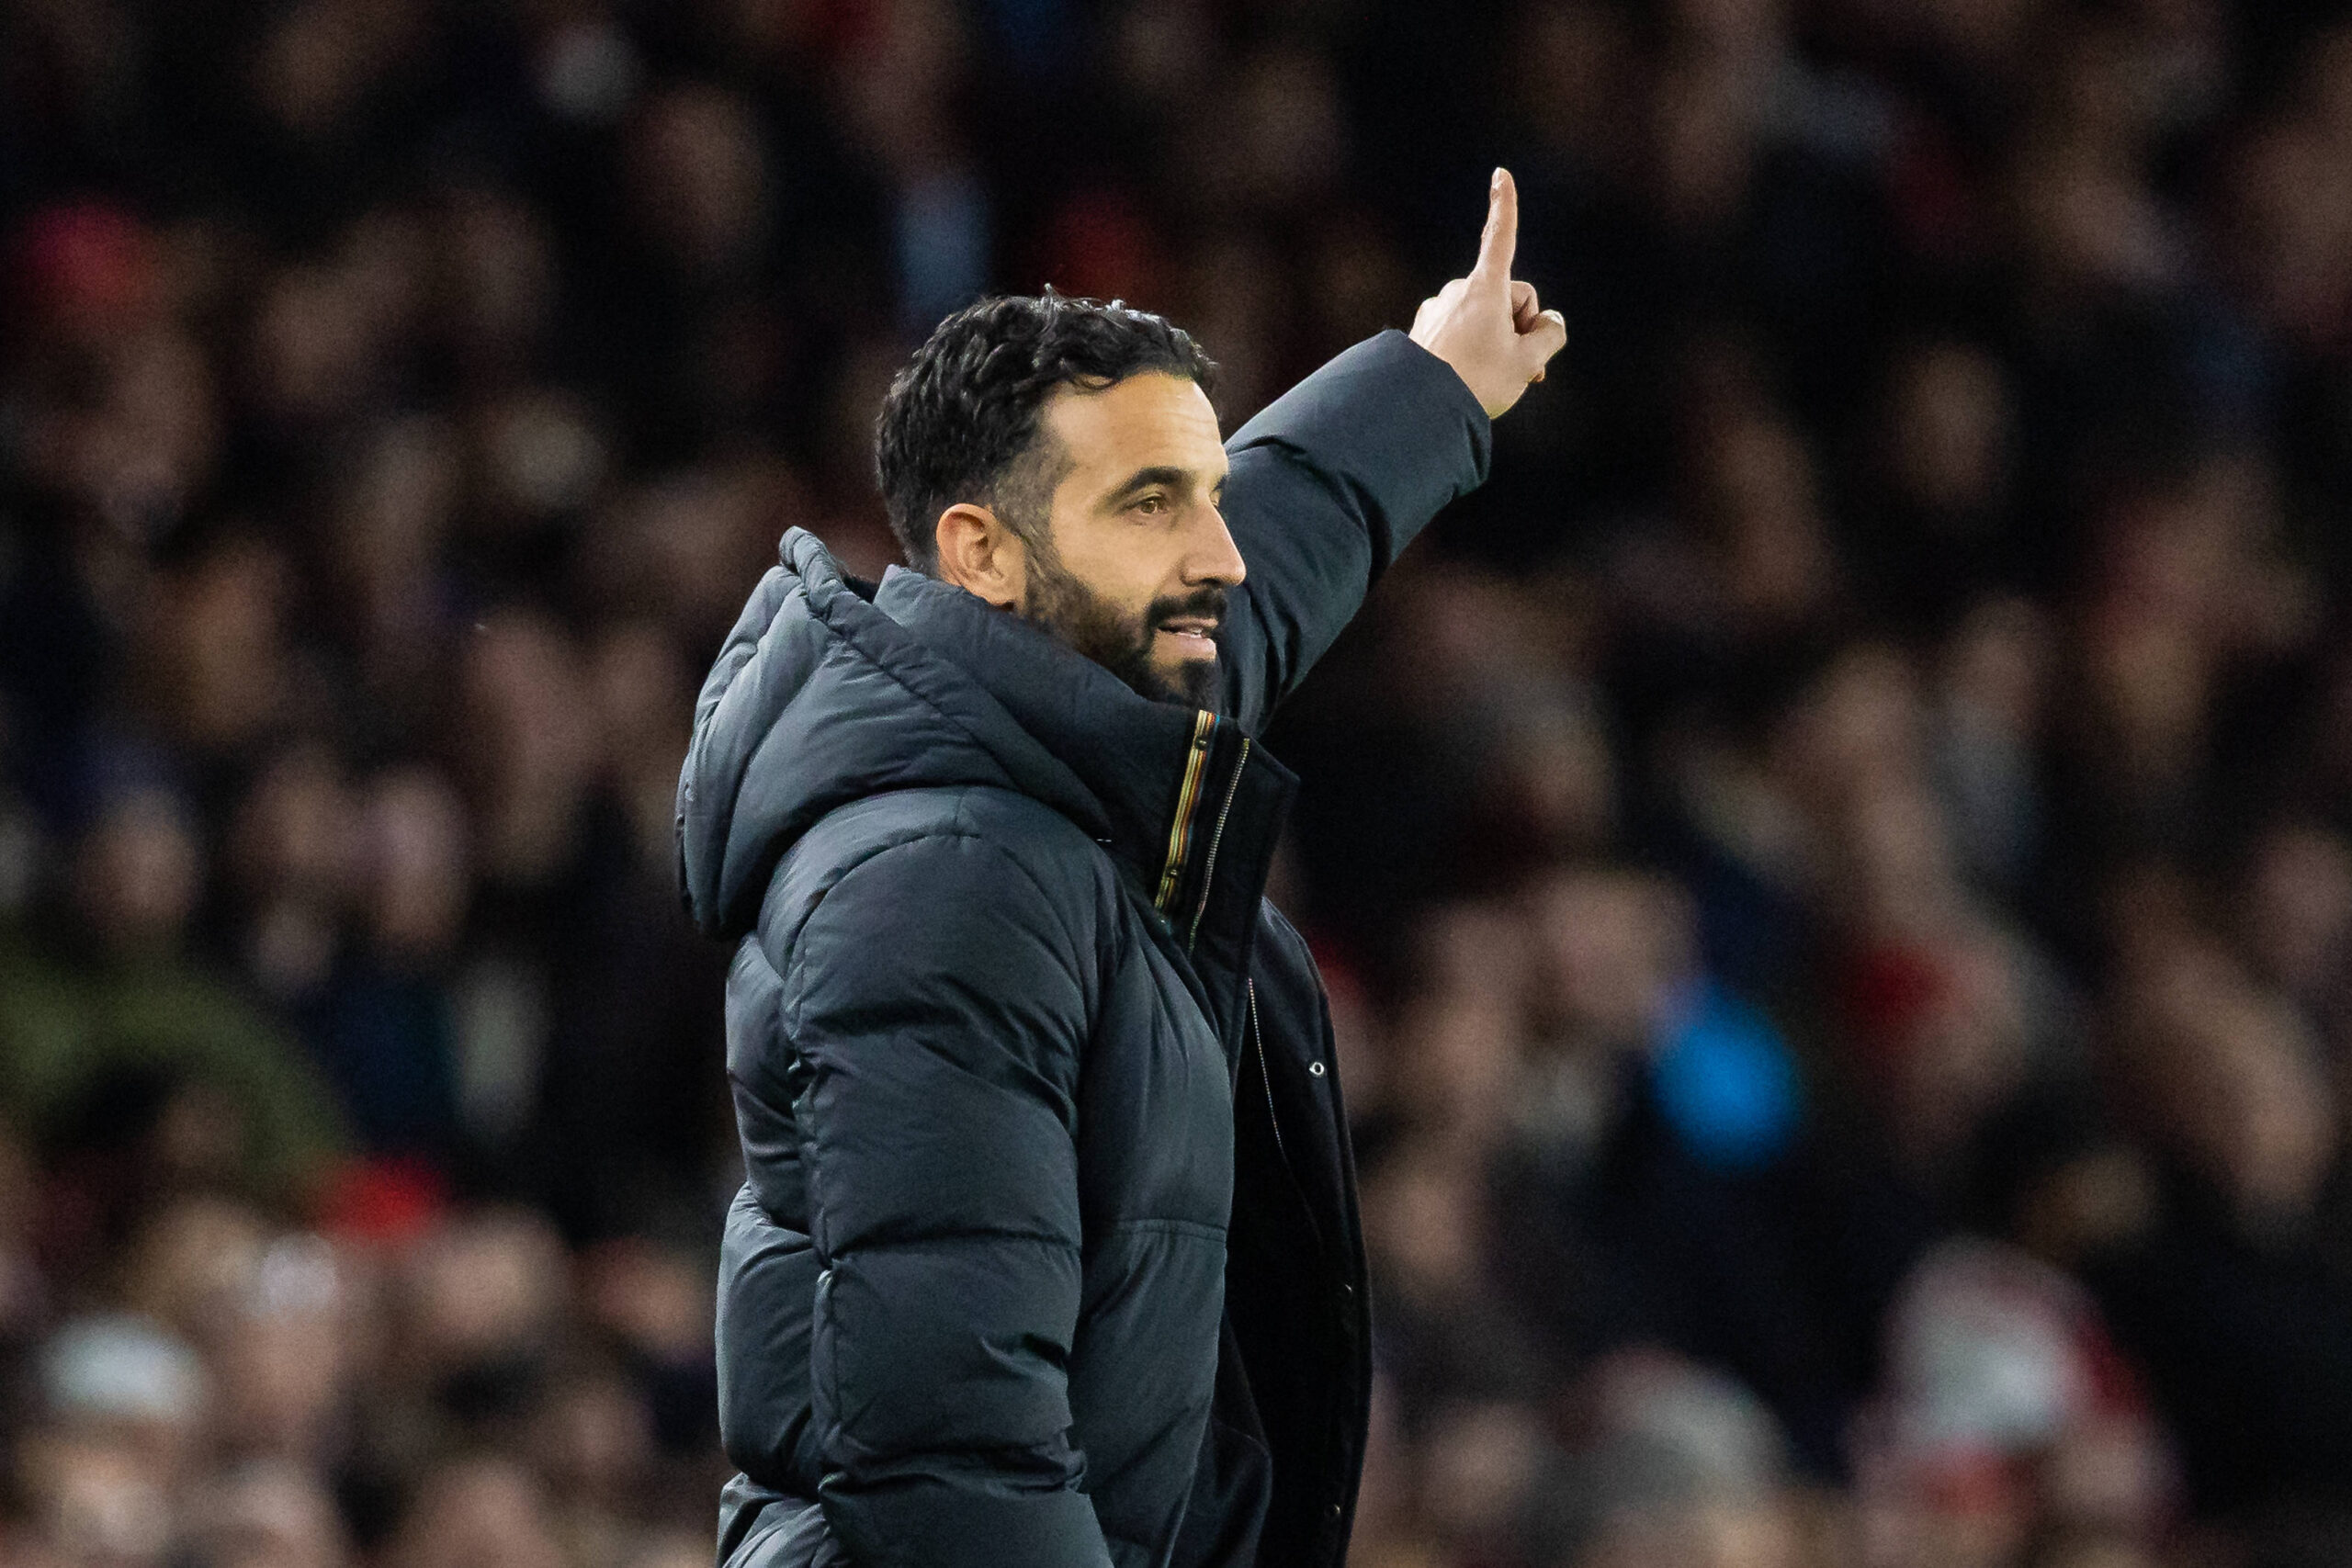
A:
[{"left": 784, "top": 818, "right": 1094, "bottom": 999}]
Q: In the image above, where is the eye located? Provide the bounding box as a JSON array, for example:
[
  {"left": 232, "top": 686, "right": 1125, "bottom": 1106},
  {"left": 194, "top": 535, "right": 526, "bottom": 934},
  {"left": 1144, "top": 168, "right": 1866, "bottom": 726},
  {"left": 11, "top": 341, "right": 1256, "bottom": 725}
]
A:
[{"left": 1132, "top": 492, "right": 1170, "bottom": 515}]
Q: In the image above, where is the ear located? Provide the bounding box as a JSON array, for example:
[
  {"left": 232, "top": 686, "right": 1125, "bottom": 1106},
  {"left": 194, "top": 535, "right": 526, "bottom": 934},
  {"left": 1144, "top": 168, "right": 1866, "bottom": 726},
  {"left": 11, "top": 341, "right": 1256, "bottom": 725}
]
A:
[{"left": 932, "top": 502, "right": 1030, "bottom": 611}]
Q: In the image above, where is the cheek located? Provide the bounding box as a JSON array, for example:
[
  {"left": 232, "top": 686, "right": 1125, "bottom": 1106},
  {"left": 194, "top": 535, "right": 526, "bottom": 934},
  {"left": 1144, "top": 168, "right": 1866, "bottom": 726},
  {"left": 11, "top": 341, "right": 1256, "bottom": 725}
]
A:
[{"left": 1050, "top": 526, "right": 1172, "bottom": 622}]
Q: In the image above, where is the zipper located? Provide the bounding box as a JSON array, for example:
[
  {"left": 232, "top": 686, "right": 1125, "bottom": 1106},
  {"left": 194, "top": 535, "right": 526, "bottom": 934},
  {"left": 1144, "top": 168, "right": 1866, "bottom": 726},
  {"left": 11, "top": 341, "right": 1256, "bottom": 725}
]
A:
[
  {"left": 1154, "top": 712, "right": 1218, "bottom": 912},
  {"left": 1248, "top": 979, "right": 1287, "bottom": 1172},
  {"left": 1185, "top": 737, "right": 1250, "bottom": 951}
]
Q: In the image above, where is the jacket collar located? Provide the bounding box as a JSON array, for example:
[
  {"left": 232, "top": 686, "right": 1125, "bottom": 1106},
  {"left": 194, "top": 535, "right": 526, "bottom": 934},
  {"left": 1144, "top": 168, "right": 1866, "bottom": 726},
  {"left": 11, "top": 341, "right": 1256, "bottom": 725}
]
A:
[{"left": 874, "top": 565, "right": 1295, "bottom": 965}]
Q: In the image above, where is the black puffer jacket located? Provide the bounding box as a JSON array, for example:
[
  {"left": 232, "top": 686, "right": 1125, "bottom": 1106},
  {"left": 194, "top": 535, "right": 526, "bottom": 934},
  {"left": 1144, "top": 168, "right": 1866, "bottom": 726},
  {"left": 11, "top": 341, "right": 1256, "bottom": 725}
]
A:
[{"left": 679, "top": 332, "right": 1489, "bottom": 1568}]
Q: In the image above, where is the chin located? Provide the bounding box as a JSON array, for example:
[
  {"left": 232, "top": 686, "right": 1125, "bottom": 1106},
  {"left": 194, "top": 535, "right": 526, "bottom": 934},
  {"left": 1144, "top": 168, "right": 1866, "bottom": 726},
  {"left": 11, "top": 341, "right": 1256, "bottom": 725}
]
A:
[
  {"left": 1126, "top": 651, "right": 1218, "bottom": 708},
  {"left": 1158, "top": 657, "right": 1222, "bottom": 710}
]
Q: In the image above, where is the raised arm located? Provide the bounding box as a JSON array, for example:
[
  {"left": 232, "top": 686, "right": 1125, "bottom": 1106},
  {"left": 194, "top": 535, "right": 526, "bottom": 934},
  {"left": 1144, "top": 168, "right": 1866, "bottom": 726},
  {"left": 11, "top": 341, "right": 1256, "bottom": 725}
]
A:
[
  {"left": 1217, "top": 168, "right": 1568, "bottom": 731},
  {"left": 786, "top": 832, "right": 1111, "bottom": 1568}
]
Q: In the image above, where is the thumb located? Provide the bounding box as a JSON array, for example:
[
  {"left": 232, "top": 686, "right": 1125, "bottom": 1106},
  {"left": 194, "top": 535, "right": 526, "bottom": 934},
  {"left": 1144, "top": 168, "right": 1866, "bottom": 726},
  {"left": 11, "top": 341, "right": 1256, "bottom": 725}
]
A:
[{"left": 1519, "top": 308, "right": 1567, "bottom": 376}]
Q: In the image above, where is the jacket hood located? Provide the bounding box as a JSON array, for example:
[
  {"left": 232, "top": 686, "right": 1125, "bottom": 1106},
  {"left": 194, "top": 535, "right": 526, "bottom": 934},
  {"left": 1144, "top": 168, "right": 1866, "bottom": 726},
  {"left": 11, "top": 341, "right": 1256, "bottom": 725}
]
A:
[{"left": 678, "top": 528, "right": 1281, "bottom": 942}]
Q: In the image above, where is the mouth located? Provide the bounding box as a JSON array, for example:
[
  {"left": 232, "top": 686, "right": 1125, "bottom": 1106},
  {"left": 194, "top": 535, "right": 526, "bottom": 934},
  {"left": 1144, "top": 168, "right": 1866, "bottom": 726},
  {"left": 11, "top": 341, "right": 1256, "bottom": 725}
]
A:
[{"left": 1155, "top": 618, "right": 1220, "bottom": 656}]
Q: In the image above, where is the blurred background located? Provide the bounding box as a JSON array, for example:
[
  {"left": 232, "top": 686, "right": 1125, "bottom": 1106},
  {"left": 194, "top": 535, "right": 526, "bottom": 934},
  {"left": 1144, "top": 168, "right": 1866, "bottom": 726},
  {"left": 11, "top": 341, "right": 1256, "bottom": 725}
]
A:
[{"left": 10, "top": 0, "right": 2352, "bottom": 1564}]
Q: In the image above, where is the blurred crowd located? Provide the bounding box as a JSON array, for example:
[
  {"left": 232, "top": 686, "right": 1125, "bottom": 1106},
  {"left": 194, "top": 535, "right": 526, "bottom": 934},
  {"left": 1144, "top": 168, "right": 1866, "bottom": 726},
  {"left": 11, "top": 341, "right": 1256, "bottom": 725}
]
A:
[{"left": 9, "top": 0, "right": 2352, "bottom": 1565}]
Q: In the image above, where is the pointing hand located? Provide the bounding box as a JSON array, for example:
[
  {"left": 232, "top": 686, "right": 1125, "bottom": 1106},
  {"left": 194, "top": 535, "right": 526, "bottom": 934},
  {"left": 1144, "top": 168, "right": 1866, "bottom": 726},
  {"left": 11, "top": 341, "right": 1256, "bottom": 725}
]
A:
[{"left": 1408, "top": 168, "right": 1568, "bottom": 419}]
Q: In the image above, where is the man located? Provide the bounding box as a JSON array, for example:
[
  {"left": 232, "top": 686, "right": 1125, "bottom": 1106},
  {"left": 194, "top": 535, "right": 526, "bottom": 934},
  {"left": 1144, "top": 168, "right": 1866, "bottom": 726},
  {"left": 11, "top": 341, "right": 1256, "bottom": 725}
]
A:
[{"left": 679, "top": 170, "right": 1565, "bottom": 1568}]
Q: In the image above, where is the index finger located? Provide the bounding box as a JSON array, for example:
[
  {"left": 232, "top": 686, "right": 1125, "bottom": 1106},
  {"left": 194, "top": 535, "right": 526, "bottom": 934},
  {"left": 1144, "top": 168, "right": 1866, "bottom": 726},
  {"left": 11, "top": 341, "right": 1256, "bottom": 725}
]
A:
[{"left": 1473, "top": 167, "right": 1519, "bottom": 285}]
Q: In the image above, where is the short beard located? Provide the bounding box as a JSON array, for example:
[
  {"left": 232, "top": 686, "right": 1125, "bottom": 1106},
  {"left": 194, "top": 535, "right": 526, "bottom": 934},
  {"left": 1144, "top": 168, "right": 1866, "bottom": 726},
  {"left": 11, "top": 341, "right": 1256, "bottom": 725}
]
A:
[{"left": 1020, "top": 540, "right": 1227, "bottom": 709}]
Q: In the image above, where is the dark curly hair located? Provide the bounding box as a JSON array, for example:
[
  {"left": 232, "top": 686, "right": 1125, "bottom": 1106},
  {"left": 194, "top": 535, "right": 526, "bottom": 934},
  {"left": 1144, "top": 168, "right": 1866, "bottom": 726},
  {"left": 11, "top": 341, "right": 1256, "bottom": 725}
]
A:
[{"left": 875, "top": 291, "right": 1217, "bottom": 573}]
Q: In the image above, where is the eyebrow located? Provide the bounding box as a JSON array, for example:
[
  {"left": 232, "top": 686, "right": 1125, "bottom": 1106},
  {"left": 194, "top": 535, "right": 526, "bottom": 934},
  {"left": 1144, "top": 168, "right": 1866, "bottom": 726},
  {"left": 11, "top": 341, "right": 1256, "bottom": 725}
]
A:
[{"left": 1102, "top": 466, "right": 1195, "bottom": 507}]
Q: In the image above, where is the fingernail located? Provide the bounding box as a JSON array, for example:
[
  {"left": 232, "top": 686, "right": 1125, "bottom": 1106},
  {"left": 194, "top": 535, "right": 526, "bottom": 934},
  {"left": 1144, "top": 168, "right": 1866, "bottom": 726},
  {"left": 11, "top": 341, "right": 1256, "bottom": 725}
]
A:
[{"left": 1491, "top": 167, "right": 1505, "bottom": 191}]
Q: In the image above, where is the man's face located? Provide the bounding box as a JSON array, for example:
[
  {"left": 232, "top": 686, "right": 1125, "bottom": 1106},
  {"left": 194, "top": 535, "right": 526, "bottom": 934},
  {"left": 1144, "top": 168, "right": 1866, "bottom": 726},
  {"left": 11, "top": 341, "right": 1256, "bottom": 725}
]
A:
[{"left": 1016, "top": 372, "right": 1243, "bottom": 707}]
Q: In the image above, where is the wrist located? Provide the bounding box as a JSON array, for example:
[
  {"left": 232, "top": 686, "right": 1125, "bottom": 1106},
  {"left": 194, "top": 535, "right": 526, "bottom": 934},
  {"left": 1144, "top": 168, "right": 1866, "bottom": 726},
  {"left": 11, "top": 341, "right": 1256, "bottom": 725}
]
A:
[{"left": 1400, "top": 332, "right": 1498, "bottom": 423}]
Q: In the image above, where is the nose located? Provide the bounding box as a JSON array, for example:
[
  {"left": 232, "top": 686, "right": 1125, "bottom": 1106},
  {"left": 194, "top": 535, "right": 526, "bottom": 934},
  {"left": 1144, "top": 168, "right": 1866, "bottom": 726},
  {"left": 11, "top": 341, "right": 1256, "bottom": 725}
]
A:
[{"left": 1185, "top": 502, "right": 1247, "bottom": 588}]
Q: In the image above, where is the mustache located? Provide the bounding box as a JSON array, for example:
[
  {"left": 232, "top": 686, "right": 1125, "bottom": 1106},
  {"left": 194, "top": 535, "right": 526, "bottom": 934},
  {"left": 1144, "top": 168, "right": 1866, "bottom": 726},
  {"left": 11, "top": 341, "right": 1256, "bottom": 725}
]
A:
[{"left": 1146, "top": 586, "right": 1230, "bottom": 634}]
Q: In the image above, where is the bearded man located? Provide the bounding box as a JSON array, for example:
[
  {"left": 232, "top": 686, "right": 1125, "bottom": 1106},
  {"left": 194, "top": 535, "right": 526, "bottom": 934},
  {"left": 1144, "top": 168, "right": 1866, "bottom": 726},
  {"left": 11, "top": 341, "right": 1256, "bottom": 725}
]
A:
[{"left": 680, "top": 170, "right": 1566, "bottom": 1568}]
